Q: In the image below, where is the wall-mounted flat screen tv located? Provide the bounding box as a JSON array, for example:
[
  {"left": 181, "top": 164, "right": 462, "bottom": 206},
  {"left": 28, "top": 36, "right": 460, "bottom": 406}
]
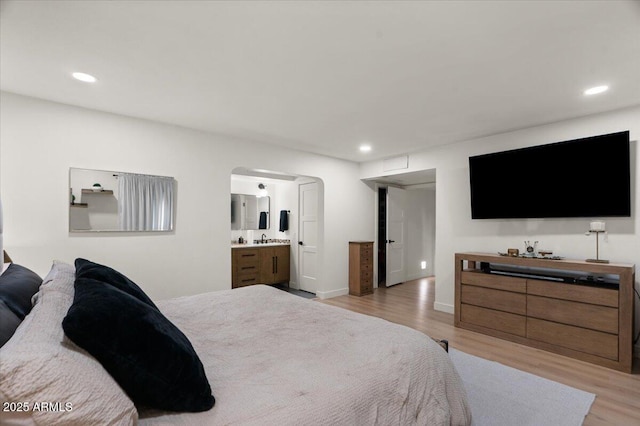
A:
[{"left": 469, "top": 131, "right": 631, "bottom": 219}]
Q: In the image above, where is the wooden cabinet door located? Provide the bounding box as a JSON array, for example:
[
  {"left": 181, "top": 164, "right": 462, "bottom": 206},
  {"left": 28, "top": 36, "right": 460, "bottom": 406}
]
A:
[
  {"left": 273, "top": 245, "right": 290, "bottom": 284},
  {"left": 260, "top": 248, "right": 275, "bottom": 284},
  {"left": 259, "top": 246, "right": 290, "bottom": 284}
]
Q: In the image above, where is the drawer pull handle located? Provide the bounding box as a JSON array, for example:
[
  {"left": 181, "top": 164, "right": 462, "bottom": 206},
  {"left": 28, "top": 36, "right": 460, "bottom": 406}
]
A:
[{"left": 241, "top": 266, "right": 256, "bottom": 270}]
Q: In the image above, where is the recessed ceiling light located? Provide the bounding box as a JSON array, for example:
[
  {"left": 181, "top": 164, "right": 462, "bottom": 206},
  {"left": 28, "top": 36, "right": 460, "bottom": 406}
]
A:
[
  {"left": 583, "top": 85, "right": 608, "bottom": 96},
  {"left": 72, "top": 72, "right": 97, "bottom": 83},
  {"left": 359, "top": 144, "right": 372, "bottom": 153}
]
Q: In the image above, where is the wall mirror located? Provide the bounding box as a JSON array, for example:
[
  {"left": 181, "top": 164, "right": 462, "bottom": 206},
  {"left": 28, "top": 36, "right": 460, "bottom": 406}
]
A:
[
  {"left": 231, "top": 194, "right": 270, "bottom": 230},
  {"left": 69, "top": 168, "right": 175, "bottom": 232}
]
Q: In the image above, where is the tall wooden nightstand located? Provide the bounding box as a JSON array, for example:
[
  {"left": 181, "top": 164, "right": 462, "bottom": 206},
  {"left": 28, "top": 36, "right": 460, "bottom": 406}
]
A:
[{"left": 349, "top": 241, "right": 374, "bottom": 296}]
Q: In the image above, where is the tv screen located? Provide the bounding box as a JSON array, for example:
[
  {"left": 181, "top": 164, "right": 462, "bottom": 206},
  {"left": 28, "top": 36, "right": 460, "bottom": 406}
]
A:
[{"left": 469, "top": 131, "right": 631, "bottom": 219}]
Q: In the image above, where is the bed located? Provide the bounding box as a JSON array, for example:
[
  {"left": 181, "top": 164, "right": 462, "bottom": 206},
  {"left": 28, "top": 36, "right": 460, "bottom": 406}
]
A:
[{"left": 0, "top": 257, "right": 471, "bottom": 425}]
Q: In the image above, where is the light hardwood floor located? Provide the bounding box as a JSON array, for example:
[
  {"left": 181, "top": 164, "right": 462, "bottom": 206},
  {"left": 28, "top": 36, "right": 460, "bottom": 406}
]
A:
[{"left": 319, "top": 277, "right": 640, "bottom": 426}]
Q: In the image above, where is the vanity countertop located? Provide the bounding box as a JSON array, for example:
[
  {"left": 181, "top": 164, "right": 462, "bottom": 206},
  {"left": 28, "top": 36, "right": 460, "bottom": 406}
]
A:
[{"left": 232, "top": 242, "right": 290, "bottom": 248}]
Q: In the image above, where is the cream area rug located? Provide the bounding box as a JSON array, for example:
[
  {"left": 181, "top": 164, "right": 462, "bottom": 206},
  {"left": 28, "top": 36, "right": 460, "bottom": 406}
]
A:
[{"left": 450, "top": 348, "right": 596, "bottom": 426}]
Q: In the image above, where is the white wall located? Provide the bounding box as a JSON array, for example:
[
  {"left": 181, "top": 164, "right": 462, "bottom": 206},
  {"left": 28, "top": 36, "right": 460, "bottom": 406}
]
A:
[
  {"left": 0, "top": 92, "right": 374, "bottom": 300},
  {"left": 361, "top": 106, "right": 640, "bottom": 327}
]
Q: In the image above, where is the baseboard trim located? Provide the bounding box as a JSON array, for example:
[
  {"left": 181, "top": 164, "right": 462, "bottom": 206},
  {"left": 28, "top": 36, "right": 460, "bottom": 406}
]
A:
[
  {"left": 315, "top": 287, "right": 349, "bottom": 300},
  {"left": 434, "top": 302, "right": 454, "bottom": 314}
]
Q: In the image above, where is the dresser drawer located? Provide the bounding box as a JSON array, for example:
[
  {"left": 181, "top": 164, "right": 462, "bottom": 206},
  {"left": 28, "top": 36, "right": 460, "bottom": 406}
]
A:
[
  {"left": 527, "top": 295, "right": 618, "bottom": 334},
  {"left": 360, "top": 243, "right": 373, "bottom": 257},
  {"left": 527, "top": 318, "right": 618, "bottom": 360},
  {"left": 360, "top": 281, "right": 373, "bottom": 294},
  {"left": 461, "top": 284, "right": 526, "bottom": 315},
  {"left": 460, "top": 271, "right": 526, "bottom": 293},
  {"left": 460, "top": 304, "right": 526, "bottom": 337},
  {"left": 360, "top": 267, "right": 373, "bottom": 281},
  {"left": 235, "top": 249, "right": 260, "bottom": 263},
  {"left": 234, "top": 274, "right": 260, "bottom": 288},
  {"left": 236, "top": 263, "right": 259, "bottom": 276},
  {"left": 527, "top": 280, "right": 618, "bottom": 307},
  {"left": 360, "top": 249, "right": 373, "bottom": 263}
]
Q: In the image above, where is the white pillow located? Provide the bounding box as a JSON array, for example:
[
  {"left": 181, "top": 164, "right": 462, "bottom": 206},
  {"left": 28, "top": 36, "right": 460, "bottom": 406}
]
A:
[{"left": 0, "top": 261, "right": 138, "bottom": 425}]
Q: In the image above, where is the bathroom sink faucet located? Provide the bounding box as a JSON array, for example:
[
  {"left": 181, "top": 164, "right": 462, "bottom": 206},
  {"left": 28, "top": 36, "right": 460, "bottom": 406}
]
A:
[{"left": 261, "top": 234, "right": 267, "bottom": 243}]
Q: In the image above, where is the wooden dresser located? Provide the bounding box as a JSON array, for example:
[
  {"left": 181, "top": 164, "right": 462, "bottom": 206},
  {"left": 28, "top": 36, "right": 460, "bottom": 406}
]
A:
[
  {"left": 349, "top": 241, "right": 374, "bottom": 296},
  {"left": 232, "top": 245, "right": 290, "bottom": 288},
  {"left": 454, "top": 252, "right": 635, "bottom": 372}
]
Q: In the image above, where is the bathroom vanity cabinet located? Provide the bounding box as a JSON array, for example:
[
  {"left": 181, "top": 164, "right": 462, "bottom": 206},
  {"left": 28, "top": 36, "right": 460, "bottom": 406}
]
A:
[{"left": 232, "top": 244, "right": 290, "bottom": 288}]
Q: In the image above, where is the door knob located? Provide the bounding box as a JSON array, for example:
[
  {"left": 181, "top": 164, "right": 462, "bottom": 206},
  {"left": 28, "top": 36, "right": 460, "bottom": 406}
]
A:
[
  {"left": 298, "top": 241, "right": 304, "bottom": 246},
  {"left": 387, "top": 240, "right": 396, "bottom": 243}
]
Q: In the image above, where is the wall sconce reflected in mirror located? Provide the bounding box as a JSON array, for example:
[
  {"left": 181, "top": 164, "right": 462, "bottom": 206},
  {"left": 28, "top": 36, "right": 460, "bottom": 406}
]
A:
[{"left": 258, "top": 183, "right": 268, "bottom": 198}]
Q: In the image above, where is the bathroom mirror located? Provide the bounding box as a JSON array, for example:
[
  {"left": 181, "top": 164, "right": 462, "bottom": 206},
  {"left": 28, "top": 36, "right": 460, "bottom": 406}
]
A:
[
  {"left": 69, "top": 168, "right": 175, "bottom": 232},
  {"left": 231, "top": 194, "right": 270, "bottom": 230}
]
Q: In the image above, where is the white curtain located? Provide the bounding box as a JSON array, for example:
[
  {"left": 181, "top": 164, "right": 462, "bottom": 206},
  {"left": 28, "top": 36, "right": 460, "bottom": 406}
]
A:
[{"left": 118, "top": 174, "right": 174, "bottom": 231}]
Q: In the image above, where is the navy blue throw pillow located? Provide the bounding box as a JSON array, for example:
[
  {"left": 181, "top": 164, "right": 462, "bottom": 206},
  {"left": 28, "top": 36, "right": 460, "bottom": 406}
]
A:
[
  {"left": 0, "top": 263, "right": 42, "bottom": 319},
  {"left": 74, "top": 258, "right": 158, "bottom": 309},
  {"left": 0, "top": 300, "right": 22, "bottom": 347},
  {"left": 62, "top": 276, "right": 215, "bottom": 412}
]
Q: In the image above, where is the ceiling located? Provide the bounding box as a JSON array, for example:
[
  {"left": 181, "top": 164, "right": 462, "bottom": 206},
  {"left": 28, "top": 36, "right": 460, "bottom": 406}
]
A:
[{"left": 1, "top": 1, "right": 639, "bottom": 163}]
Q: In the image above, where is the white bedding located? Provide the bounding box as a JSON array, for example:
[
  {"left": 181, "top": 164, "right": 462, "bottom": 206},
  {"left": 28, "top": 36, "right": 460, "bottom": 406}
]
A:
[{"left": 141, "top": 285, "right": 471, "bottom": 425}]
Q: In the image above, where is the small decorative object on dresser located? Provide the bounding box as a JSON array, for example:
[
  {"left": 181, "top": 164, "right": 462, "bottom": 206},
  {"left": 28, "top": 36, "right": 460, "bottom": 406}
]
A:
[
  {"left": 523, "top": 240, "right": 538, "bottom": 256},
  {"left": 349, "top": 241, "right": 373, "bottom": 296},
  {"left": 91, "top": 183, "right": 102, "bottom": 192}
]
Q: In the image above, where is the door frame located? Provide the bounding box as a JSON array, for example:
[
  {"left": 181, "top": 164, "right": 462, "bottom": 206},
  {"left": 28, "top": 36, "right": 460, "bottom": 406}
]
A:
[
  {"left": 374, "top": 179, "right": 436, "bottom": 290},
  {"left": 230, "top": 168, "right": 324, "bottom": 295}
]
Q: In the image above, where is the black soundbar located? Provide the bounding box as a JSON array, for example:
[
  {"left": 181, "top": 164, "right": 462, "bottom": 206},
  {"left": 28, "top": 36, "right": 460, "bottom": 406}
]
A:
[{"left": 479, "top": 262, "right": 619, "bottom": 288}]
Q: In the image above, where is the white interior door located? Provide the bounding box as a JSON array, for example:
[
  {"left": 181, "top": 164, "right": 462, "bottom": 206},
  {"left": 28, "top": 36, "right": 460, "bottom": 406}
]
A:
[
  {"left": 298, "top": 182, "right": 318, "bottom": 293},
  {"left": 386, "top": 186, "right": 407, "bottom": 286}
]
